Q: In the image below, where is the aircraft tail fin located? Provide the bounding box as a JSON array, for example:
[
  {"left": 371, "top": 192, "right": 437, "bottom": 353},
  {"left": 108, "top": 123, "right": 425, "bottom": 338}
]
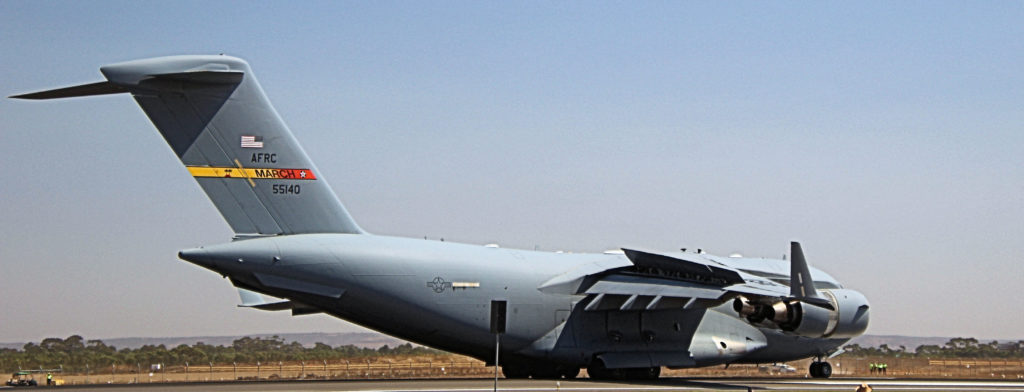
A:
[{"left": 12, "top": 55, "right": 363, "bottom": 235}]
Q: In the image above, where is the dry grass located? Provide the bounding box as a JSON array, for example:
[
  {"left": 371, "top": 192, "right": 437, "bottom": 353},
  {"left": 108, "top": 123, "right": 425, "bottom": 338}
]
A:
[{"left": 42, "top": 355, "right": 1024, "bottom": 386}]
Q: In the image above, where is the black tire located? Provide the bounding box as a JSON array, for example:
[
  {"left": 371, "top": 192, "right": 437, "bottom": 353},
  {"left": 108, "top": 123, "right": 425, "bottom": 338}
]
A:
[
  {"left": 819, "top": 362, "right": 832, "bottom": 378},
  {"left": 530, "top": 364, "right": 560, "bottom": 379},
  {"left": 559, "top": 366, "right": 580, "bottom": 379},
  {"left": 809, "top": 362, "right": 821, "bottom": 378},
  {"left": 502, "top": 363, "right": 530, "bottom": 379},
  {"left": 622, "top": 367, "right": 660, "bottom": 380},
  {"left": 586, "top": 359, "right": 612, "bottom": 380},
  {"left": 647, "top": 366, "right": 661, "bottom": 379}
]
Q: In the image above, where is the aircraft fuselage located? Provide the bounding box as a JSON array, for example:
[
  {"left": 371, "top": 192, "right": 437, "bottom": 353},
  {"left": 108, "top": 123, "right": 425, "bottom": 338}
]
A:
[{"left": 179, "top": 234, "right": 866, "bottom": 368}]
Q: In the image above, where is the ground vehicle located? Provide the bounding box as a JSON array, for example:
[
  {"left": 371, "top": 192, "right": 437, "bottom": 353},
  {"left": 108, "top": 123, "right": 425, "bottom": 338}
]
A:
[
  {"left": 758, "top": 363, "right": 797, "bottom": 374},
  {"left": 6, "top": 371, "right": 38, "bottom": 386}
]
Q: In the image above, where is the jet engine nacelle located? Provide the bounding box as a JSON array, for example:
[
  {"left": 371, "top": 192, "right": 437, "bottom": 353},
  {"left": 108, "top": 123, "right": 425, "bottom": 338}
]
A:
[
  {"left": 733, "top": 297, "right": 798, "bottom": 326},
  {"left": 825, "top": 288, "right": 870, "bottom": 339},
  {"left": 733, "top": 289, "right": 869, "bottom": 339},
  {"left": 777, "top": 300, "right": 833, "bottom": 337}
]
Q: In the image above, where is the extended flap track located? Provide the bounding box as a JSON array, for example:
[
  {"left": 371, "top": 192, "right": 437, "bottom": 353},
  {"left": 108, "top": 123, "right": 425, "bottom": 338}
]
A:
[{"left": 622, "top": 249, "right": 744, "bottom": 286}]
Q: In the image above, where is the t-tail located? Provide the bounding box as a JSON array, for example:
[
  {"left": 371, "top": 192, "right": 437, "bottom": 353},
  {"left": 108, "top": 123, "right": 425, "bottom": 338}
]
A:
[{"left": 11, "top": 55, "right": 363, "bottom": 236}]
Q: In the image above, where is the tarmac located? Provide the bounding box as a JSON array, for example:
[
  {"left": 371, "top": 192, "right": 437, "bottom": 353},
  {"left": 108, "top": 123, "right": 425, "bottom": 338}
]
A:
[{"left": 14, "top": 377, "right": 1024, "bottom": 392}]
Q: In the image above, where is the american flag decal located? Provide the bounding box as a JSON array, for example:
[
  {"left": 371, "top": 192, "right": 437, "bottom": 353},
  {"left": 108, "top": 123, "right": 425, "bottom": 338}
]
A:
[{"left": 240, "top": 135, "right": 264, "bottom": 148}]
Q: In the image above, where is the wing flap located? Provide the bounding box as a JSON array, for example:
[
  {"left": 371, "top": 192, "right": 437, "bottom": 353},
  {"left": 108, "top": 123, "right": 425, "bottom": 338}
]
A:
[
  {"left": 581, "top": 275, "right": 727, "bottom": 312},
  {"left": 556, "top": 248, "right": 794, "bottom": 312},
  {"left": 585, "top": 278, "right": 725, "bottom": 299},
  {"left": 622, "top": 249, "right": 745, "bottom": 286}
]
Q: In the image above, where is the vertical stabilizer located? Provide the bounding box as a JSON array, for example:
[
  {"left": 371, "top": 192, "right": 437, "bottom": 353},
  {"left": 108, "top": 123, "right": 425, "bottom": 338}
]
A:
[{"left": 12, "top": 55, "right": 363, "bottom": 235}]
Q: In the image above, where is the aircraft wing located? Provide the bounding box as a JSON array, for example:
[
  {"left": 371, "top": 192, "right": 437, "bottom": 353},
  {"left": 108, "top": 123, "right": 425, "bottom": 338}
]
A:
[{"left": 543, "top": 248, "right": 791, "bottom": 312}]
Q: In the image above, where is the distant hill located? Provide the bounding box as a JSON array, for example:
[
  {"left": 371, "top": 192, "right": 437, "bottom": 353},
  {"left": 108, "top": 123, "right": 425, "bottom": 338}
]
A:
[
  {"left": 847, "top": 335, "right": 960, "bottom": 351},
  {"left": 0, "top": 332, "right": 406, "bottom": 351}
]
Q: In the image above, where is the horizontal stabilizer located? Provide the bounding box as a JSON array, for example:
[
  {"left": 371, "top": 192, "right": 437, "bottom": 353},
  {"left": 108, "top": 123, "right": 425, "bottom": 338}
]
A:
[
  {"left": 10, "top": 71, "right": 243, "bottom": 100},
  {"left": 150, "top": 70, "right": 244, "bottom": 84},
  {"left": 10, "top": 81, "right": 126, "bottom": 99}
]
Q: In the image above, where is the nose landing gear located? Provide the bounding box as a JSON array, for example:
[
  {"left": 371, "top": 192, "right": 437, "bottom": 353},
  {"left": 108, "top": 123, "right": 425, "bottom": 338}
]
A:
[{"left": 809, "top": 359, "right": 832, "bottom": 378}]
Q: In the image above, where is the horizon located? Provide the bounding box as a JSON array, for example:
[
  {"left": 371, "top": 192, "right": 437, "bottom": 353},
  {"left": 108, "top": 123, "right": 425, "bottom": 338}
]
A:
[{"left": 4, "top": 331, "right": 1018, "bottom": 351}]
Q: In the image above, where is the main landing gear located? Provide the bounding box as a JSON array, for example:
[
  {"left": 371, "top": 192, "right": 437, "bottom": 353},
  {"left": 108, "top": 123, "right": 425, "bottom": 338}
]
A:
[
  {"left": 501, "top": 362, "right": 580, "bottom": 379},
  {"left": 586, "top": 359, "right": 661, "bottom": 380},
  {"left": 809, "top": 358, "right": 832, "bottom": 378}
]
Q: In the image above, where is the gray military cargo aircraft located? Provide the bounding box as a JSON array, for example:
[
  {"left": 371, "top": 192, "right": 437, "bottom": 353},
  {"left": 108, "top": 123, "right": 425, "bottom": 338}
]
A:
[{"left": 12, "top": 55, "right": 869, "bottom": 380}]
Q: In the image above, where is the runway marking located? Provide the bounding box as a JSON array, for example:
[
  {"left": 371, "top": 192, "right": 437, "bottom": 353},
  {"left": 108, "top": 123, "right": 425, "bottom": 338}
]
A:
[
  {"left": 35, "top": 378, "right": 1024, "bottom": 392},
  {"left": 341, "top": 380, "right": 1024, "bottom": 392},
  {"left": 349, "top": 388, "right": 715, "bottom": 392}
]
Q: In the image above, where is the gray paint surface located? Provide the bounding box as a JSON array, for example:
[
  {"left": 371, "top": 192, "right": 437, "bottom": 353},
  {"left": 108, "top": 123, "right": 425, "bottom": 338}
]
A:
[{"left": 13, "top": 56, "right": 870, "bottom": 377}]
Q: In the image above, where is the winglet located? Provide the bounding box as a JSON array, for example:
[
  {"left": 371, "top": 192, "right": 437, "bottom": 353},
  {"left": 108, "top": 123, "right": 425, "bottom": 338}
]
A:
[
  {"left": 789, "top": 242, "right": 816, "bottom": 298},
  {"left": 789, "top": 242, "right": 833, "bottom": 309}
]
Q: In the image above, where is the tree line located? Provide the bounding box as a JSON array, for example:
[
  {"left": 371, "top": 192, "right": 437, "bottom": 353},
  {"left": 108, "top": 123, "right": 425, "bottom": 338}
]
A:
[
  {"left": 6, "top": 335, "right": 1023, "bottom": 373},
  {"left": 0, "top": 335, "right": 443, "bottom": 373},
  {"left": 843, "top": 337, "right": 1024, "bottom": 358}
]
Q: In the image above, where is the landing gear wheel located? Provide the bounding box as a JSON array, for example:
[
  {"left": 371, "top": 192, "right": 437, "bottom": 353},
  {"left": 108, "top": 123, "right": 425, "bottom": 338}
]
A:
[
  {"left": 587, "top": 359, "right": 612, "bottom": 380},
  {"left": 559, "top": 366, "right": 580, "bottom": 379},
  {"left": 641, "top": 366, "right": 661, "bottom": 380},
  {"left": 621, "top": 367, "right": 660, "bottom": 379},
  {"left": 809, "top": 361, "right": 832, "bottom": 378},
  {"left": 530, "top": 364, "right": 560, "bottom": 379},
  {"left": 502, "top": 363, "right": 530, "bottom": 379}
]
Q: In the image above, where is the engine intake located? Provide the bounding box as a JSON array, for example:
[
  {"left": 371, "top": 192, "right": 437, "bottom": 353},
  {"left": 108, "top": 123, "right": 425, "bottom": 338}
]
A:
[{"left": 733, "top": 294, "right": 840, "bottom": 338}]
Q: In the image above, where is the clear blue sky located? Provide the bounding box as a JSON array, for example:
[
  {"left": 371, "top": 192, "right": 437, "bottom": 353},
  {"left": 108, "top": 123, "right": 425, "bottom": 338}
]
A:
[{"left": 2, "top": 1, "right": 1022, "bottom": 343}]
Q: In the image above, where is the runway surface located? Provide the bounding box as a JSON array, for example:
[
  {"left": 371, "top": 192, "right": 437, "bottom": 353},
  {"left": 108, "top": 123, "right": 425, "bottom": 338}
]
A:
[{"left": 22, "top": 378, "right": 1024, "bottom": 392}]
